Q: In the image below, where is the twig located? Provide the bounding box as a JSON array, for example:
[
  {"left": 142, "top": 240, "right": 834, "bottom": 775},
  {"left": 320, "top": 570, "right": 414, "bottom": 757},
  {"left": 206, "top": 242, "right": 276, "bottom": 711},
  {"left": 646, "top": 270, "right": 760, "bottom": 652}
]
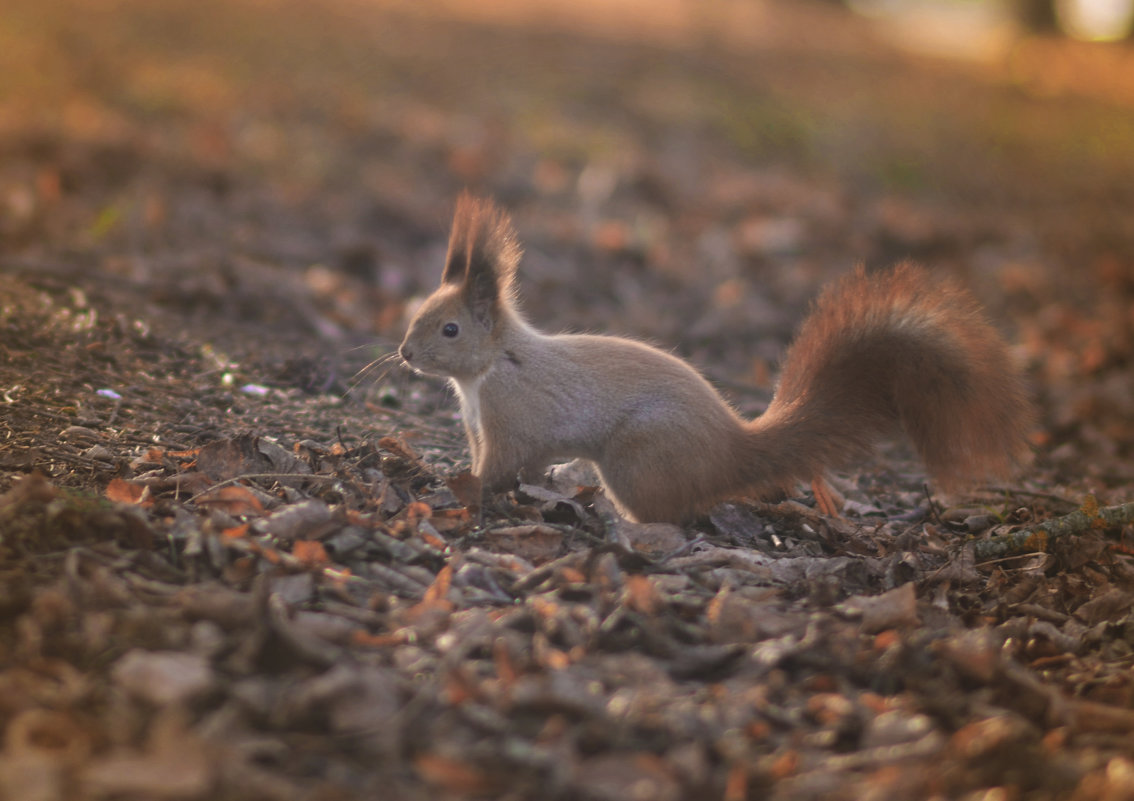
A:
[
  {"left": 979, "top": 486, "right": 1079, "bottom": 509},
  {"left": 186, "top": 472, "right": 343, "bottom": 503},
  {"left": 972, "top": 498, "right": 1134, "bottom": 561}
]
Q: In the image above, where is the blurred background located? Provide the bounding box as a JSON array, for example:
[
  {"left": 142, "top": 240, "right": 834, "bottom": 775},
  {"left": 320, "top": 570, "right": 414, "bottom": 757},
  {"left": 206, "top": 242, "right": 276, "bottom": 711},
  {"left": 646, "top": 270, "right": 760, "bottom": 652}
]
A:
[{"left": 1, "top": 0, "right": 1132, "bottom": 493}]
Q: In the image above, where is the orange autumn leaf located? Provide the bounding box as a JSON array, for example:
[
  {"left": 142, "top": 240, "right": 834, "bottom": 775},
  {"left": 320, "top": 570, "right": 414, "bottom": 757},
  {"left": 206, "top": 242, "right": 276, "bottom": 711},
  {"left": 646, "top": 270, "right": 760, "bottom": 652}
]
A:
[
  {"left": 221, "top": 523, "right": 250, "bottom": 540},
  {"left": 163, "top": 448, "right": 199, "bottom": 465},
  {"left": 105, "top": 478, "right": 149, "bottom": 506},
  {"left": 874, "top": 629, "right": 901, "bottom": 651},
  {"left": 406, "top": 501, "right": 432, "bottom": 526},
  {"left": 559, "top": 566, "right": 586, "bottom": 584},
  {"left": 292, "top": 539, "right": 329, "bottom": 567},
  {"left": 746, "top": 720, "right": 772, "bottom": 741},
  {"left": 430, "top": 507, "right": 470, "bottom": 533},
  {"left": 530, "top": 596, "right": 559, "bottom": 619},
  {"left": 250, "top": 543, "right": 282, "bottom": 564},
  {"left": 493, "top": 637, "right": 518, "bottom": 687},
  {"left": 351, "top": 629, "right": 406, "bottom": 648},
  {"left": 196, "top": 485, "right": 264, "bottom": 516},
  {"left": 707, "top": 585, "right": 729, "bottom": 626},
  {"left": 414, "top": 754, "right": 498, "bottom": 795},
  {"left": 442, "top": 668, "right": 478, "bottom": 705},
  {"left": 423, "top": 563, "right": 454, "bottom": 608},
  {"left": 541, "top": 647, "right": 570, "bottom": 671},
  {"left": 724, "top": 762, "right": 748, "bottom": 801},
  {"left": 623, "top": 574, "right": 661, "bottom": 615},
  {"left": 378, "top": 436, "right": 419, "bottom": 461},
  {"left": 768, "top": 749, "right": 799, "bottom": 780}
]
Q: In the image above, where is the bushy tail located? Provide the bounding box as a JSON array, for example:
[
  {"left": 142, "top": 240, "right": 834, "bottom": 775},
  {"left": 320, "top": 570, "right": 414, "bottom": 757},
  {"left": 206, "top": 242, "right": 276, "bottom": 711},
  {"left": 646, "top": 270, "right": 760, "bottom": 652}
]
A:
[{"left": 740, "top": 263, "right": 1034, "bottom": 496}]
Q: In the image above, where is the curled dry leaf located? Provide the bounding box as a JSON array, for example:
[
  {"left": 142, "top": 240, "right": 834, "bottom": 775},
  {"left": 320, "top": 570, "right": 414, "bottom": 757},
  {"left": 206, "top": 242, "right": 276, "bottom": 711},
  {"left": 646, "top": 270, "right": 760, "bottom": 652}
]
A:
[
  {"left": 104, "top": 477, "right": 150, "bottom": 506},
  {"left": 484, "top": 525, "right": 564, "bottom": 564},
  {"left": 414, "top": 753, "right": 502, "bottom": 796},
  {"left": 836, "top": 582, "right": 920, "bottom": 634},
  {"left": 194, "top": 484, "right": 264, "bottom": 517},
  {"left": 291, "top": 539, "right": 330, "bottom": 567}
]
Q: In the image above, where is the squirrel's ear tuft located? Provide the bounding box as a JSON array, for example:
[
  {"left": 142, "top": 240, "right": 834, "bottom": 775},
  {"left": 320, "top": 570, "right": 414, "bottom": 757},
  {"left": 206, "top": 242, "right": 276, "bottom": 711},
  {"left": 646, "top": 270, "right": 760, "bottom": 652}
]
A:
[
  {"left": 441, "top": 192, "right": 477, "bottom": 285},
  {"left": 446, "top": 193, "right": 522, "bottom": 326}
]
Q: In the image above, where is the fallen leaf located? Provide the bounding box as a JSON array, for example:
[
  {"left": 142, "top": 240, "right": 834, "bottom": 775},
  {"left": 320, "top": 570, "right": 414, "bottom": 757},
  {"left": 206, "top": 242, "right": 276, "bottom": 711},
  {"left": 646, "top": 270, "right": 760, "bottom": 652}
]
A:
[
  {"left": 260, "top": 499, "right": 333, "bottom": 541},
  {"left": 484, "top": 525, "right": 563, "bottom": 563},
  {"left": 837, "top": 582, "right": 920, "bottom": 634},
  {"left": 447, "top": 470, "right": 483, "bottom": 508},
  {"left": 623, "top": 574, "right": 661, "bottom": 615},
  {"left": 196, "top": 434, "right": 308, "bottom": 481},
  {"left": 195, "top": 485, "right": 264, "bottom": 516},
  {"left": 423, "top": 563, "right": 454, "bottom": 608},
  {"left": 414, "top": 753, "right": 500, "bottom": 795},
  {"left": 292, "top": 539, "right": 329, "bottom": 567},
  {"left": 105, "top": 477, "right": 150, "bottom": 506},
  {"left": 221, "top": 523, "right": 249, "bottom": 540}
]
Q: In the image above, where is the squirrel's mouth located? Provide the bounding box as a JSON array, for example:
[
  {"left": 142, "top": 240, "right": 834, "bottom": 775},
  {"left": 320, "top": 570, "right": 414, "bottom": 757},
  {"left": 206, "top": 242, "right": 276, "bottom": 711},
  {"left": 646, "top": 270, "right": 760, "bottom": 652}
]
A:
[
  {"left": 398, "top": 350, "right": 437, "bottom": 378},
  {"left": 397, "top": 345, "right": 425, "bottom": 374}
]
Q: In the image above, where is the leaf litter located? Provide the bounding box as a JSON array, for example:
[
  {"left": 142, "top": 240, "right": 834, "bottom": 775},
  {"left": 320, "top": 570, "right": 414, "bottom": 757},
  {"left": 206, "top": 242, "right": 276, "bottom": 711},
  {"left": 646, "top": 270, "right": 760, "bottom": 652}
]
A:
[{"left": 1, "top": 0, "right": 1134, "bottom": 799}]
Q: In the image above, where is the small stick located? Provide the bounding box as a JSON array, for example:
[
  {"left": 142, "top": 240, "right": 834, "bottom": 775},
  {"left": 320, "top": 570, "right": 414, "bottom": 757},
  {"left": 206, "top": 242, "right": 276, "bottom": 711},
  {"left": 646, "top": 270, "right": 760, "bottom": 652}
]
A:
[
  {"left": 972, "top": 497, "right": 1134, "bottom": 561},
  {"left": 187, "top": 472, "right": 344, "bottom": 503}
]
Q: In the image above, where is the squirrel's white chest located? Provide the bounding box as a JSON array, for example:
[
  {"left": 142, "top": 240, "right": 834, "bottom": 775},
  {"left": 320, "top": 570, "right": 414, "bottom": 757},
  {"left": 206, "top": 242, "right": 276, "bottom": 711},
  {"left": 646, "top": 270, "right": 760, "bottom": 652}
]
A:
[{"left": 451, "top": 374, "right": 487, "bottom": 436}]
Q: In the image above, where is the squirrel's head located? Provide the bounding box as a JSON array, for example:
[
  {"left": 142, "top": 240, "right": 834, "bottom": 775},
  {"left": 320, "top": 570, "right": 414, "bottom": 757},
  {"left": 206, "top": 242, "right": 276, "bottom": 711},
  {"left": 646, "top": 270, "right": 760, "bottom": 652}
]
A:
[{"left": 399, "top": 194, "right": 522, "bottom": 380}]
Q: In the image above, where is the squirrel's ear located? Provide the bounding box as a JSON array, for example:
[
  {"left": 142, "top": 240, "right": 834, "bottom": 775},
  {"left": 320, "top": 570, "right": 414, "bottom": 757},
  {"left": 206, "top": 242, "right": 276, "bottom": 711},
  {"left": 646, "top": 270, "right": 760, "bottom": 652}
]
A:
[
  {"left": 441, "top": 193, "right": 476, "bottom": 285},
  {"left": 459, "top": 195, "right": 522, "bottom": 327}
]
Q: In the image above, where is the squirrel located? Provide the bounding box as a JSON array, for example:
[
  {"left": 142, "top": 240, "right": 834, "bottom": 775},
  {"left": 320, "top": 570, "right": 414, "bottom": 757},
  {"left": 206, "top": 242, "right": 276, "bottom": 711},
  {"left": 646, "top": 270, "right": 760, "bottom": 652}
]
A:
[{"left": 398, "top": 193, "right": 1035, "bottom": 523}]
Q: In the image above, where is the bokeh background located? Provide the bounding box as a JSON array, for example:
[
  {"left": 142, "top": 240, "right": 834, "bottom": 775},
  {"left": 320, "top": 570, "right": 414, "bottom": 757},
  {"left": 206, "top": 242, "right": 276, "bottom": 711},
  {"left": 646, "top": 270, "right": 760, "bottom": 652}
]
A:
[{"left": 4, "top": 0, "right": 1133, "bottom": 491}]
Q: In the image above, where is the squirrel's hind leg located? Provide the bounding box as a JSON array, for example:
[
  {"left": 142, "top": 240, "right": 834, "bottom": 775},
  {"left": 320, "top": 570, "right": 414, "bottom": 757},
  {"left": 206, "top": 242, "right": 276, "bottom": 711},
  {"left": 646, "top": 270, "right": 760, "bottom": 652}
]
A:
[{"left": 810, "top": 476, "right": 844, "bottom": 517}]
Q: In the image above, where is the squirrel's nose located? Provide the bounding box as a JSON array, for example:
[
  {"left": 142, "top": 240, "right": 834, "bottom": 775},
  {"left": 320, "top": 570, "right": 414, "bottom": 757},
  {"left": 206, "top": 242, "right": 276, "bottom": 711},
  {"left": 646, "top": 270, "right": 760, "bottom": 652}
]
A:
[{"left": 399, "top": 344, "right": 413, "bottom": 362}]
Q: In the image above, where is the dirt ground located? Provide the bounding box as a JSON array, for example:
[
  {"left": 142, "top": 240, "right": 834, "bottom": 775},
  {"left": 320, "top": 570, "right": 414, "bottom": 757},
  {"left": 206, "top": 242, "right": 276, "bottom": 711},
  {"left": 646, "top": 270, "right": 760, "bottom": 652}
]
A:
[{"left": 2, "top": 0, "right": 1134, "bottom": 798}]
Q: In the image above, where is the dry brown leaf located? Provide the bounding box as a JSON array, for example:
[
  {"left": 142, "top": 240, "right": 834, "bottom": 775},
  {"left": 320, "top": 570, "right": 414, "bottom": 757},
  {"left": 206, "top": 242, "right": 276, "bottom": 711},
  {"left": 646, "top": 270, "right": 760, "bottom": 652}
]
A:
[
  {"left": 623, "top": 574, "right": 661, "bottom": 615},
  {"left": 105, "top": 477, "right": 149, "bottom": 506},
  {"left": 414, "top": 753, "right": 500, "bottom": 795},
  {"left": 195, "top": 485, "right": 264, "bottom": 517},
  {"left": 837, "top": 582, "right": 920, "bottom": 634},
  {"left": 484, "top": 525, "right": 563, "bottom": 563},
  {"left": 430, "top": 507, "right": 471, "bottom": 533},
  {"left": 292, "top": 539, "right": 329, "bottom": 568},
  {"left": 447, "top": 470, "right": 483, "bottom": 509},
  {"left": 423, "top": 562, "right": 454, "bottom": 608},
  {"left": 196, "top": 434, "right": 307, "bottom": 481},
  {"left": 494, "top": 636, "right": 519, "bottom": 687},
  {"left": 261, "top": 499, "right": 333, "bottom": 541},
  {"left": 724, "top": 761, "right": 748, "bottom": 801},
  {"left": 949, "top": 715, "right": 1030, "bottom": 759},
  {"left": 221, "top": 523, "right": 249, "bottom": 540},
  {"left": 419, "top": 527, "right": 446, "bottom": 550},
  {"left": 617, "top": 520, "right": 687, "bottom": 557},
  {"left": 768, "top": 749, "right": 799, "bottom": 780},
  {"left": 351, "top": 630, "right": 407, "bottom": 648}
]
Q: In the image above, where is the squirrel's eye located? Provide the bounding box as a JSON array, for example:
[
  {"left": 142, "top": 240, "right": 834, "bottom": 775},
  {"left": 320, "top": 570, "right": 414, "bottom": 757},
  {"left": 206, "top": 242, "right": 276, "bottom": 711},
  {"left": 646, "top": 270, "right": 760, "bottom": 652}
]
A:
[{"left": 442, "top": 322, "right": 459, "bottom": 338}]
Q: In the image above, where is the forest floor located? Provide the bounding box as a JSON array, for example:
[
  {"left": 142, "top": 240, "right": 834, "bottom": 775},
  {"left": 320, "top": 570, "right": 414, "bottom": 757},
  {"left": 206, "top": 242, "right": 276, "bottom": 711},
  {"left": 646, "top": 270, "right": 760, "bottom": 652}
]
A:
[{"left": 2, "top": 0, "right": 1134, "bottom": 798}]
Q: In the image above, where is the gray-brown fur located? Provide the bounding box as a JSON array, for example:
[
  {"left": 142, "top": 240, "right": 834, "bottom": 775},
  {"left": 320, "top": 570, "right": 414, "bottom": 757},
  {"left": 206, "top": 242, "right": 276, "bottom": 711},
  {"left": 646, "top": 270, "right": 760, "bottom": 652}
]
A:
[{"left": 400, "top": 196, "right": 1035, "bottom": 523}]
